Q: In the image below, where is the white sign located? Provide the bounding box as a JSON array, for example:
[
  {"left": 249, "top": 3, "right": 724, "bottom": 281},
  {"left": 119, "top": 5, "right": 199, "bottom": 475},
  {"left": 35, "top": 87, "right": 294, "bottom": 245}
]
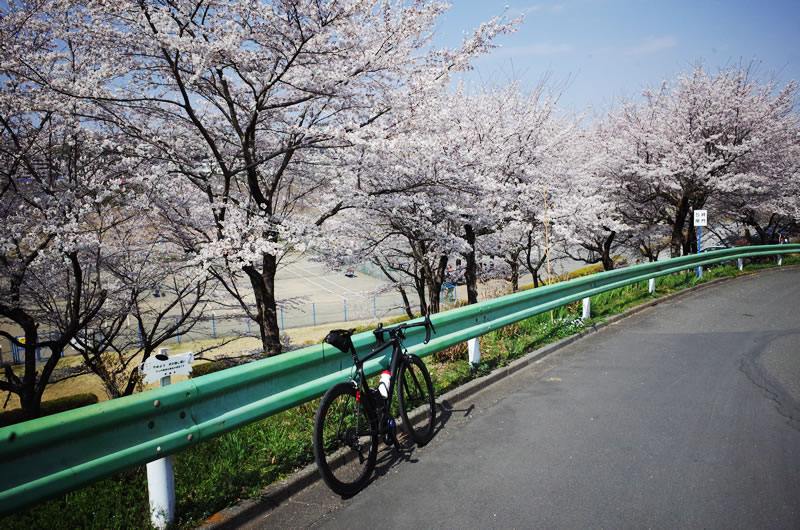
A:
[
  {"left": 693, "top": 210, "right": 708, "bottom": 227},
  {"left": 139, "top": 352, "right": 194, "bottom": 384}
]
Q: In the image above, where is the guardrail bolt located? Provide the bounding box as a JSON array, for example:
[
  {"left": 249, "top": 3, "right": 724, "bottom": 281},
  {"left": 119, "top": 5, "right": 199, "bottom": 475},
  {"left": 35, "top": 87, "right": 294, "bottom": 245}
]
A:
[
  {"left": 179, "top": 411, "right": 186, "bottom": 419},
  {"left": 153, "top": 400, "right": 160, "bottom": 408},
  {"left": 148, "top": 421, "right": 155, "bottom": 429},
  {"left": 156, "top": 446, "right": 162, "bottom": 453},
  {"left": 187, "top": 434, "right": 194, "bottom": 442}
]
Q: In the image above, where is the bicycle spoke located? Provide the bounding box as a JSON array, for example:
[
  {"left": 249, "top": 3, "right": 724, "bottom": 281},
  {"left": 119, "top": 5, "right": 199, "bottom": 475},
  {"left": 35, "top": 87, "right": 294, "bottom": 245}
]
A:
[
  {"left": 398, "top": 355, "right": 436, "bottom": 446},
  {"left": 314, "top": 383, "right": 378, "bottom": 496}
]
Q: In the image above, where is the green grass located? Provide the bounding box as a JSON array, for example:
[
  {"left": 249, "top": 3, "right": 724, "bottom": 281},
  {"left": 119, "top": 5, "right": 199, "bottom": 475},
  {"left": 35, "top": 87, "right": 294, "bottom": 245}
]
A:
[
  {"left": 3, "top": 254, "right": 797, "bottom": 528},
  {"left": 3, "top": 402, "right": 320, "bottom": 529}
]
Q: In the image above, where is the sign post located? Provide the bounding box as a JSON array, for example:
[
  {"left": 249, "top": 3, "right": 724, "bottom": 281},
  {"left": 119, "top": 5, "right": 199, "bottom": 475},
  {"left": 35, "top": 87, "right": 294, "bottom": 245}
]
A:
[
  {"left": 139, "top": 348, "right": 194, "bottom": 529},
  {"left": 694, "top": 210, "right": 708, "bottom": 278}
]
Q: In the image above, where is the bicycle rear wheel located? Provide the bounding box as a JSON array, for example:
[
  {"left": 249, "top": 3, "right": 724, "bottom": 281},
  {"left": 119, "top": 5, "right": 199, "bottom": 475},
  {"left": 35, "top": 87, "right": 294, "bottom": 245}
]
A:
[
  {"left": 397, "top": 354, "right": 436, "bottom": 446},
  {"left": 313, "top": 382, "right": 378, "bottom": 496}
]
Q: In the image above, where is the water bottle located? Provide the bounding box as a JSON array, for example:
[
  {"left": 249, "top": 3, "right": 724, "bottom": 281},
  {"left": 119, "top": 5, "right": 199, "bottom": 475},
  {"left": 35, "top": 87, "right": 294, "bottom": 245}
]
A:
[{"left": 378, "top": 370, "right": 391, "bottom": 399}]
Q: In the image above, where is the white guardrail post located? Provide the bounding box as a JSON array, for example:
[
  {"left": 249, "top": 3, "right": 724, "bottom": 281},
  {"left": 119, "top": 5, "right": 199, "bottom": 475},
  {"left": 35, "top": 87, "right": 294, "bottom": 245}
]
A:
[
  {"left": 145, "top": 348, "right": 176, "bottom": 529},
  {"left": 468, "top": 337, "right": 480, "bottom": 365},
  {"left": 738, "top": 258, "right": 743, "bottom": 271},
  {"left": 648, "top": 278, "right": 656, "bottom": 294},
  {"left": 139, "top": 348, "right": 194, "bottom": 529},
  {"left": 582, "top": 297, "right": 591, "bottom": 319}
]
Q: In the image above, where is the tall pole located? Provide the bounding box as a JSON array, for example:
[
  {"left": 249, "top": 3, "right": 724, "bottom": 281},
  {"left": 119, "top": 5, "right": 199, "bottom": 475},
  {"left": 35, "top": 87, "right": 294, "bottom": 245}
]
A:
[
  {"left": 696, "top": 225, "right": 703, "bottom": 278},
  {"left": 543, "top": 186, "right": 554, "bottom": 323}
]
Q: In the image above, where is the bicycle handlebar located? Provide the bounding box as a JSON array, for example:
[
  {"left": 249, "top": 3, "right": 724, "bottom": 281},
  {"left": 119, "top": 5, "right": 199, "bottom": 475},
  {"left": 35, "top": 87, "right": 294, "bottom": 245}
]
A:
[
  {"left": 327, "top": 316, "right": 436, "bottom": 358},
  {"left": 372, "top": 314, "right": 436, "bottom": 345}
]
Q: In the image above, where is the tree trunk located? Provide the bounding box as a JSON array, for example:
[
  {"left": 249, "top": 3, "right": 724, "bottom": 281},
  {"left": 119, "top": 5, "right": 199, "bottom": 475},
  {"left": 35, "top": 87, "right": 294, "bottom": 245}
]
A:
[
  {"left": 524, "top": 232, "right": 547, "bottom": 289},
  {"left": 684, "top": 223, "right": 697, "bottom": 255},
  {"left": 509, "top": 258, "right": 520, "bottom": 292},
  {"left": 398, "top": 286, "right": 415, "bottom": 320},
  {"left": 425, "top": 255, "right": 448, "bottom": 314},
  {"left": 463, "top": 224, "right": 479, "bottom": 304},
  {"left": 16, "top": 325, "right": 41, "bottom": 421},
  {"left": 414, "top": 263, "right": 428, "bottom": 316},
  {"left": 244, "top": 254, "right": 281, "bottom": 356},
  {"left": 668, "top": 196, "right": 691, "bottom": 257},
  {"left": 601, "top": 232, "right": 616, "bottom": 271}
]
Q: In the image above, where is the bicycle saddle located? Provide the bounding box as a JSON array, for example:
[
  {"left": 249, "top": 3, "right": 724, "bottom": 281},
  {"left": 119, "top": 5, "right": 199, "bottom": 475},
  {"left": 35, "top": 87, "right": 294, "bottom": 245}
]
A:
[{"left": 324, "top": 328, "right": 356, "bottom": 353}]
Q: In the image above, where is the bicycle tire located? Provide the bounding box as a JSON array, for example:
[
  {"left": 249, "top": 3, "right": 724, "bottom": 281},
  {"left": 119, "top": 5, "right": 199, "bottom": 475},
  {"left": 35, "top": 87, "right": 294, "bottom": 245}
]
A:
[
  {"left": 397, "top": 354, "right": 436, "bottom": 446},
  {"left": 313, "top": 382, "right": 378, "bottom": 496}
]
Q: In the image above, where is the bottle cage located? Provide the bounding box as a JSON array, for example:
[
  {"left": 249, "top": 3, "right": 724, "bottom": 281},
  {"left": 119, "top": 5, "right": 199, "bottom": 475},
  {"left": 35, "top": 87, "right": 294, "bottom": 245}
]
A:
[{"left": 324, "top": 328, "right": 356, "bottom": 354}]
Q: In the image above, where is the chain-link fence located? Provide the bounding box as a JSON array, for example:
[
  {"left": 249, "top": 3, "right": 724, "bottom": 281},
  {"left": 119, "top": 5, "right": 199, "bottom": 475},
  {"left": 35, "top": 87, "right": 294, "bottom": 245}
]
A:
[{"left": 1, "top": 287, "right": 461, "bottom": 364}]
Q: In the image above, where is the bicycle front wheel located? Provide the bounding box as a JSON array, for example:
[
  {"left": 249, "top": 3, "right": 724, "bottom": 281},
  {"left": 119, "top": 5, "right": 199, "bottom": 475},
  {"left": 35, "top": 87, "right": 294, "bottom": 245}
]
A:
[
  {"left": 313, "top": 382, "right": 378, "bottom": 496},
  {"left": 397, "top": 354, "right": 436, "bottom": 446}
]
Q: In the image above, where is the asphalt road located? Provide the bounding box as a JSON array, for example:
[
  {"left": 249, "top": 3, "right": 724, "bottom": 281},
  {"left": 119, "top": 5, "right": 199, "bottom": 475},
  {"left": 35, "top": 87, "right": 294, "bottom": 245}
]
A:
[{"left": 240, "top": 267, "right": 800, "bottom": 529}]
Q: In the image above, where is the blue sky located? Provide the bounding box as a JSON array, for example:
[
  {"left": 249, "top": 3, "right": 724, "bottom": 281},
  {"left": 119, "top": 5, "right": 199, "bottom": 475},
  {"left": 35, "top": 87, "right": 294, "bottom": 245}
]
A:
[{"left": 433, "top": 0, "right": 800, "bottom": 114}]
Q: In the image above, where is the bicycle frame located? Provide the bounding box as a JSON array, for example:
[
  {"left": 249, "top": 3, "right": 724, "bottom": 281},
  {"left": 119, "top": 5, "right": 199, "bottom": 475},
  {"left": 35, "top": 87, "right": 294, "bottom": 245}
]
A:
[
  {"left": 348, "top": 336, "right": 402, "bottom": 433},
  {"left": 324, "top": 316, "right": 435, "bottom": 438}
]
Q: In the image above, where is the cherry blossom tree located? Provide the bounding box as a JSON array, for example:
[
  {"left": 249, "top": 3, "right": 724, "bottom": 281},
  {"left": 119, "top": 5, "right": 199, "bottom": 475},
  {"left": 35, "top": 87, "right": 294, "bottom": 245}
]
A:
[
  {"left": 608, "top": 63, "right": 799, "bottom": 257},
  {"left": 64, "top": 201, "right": 214, "bottom": 399},
  {"left": 0, "top": 97, "right": 132, "bottom": 418},
  {"left": 316, "top": 79, "right": 575, "bottom": 307},
  {"left": 554, "top": 124, "right": 634, "bottom": 270},
  {"left": 6, "top": 0, "right": 515, "bottom": 355}
]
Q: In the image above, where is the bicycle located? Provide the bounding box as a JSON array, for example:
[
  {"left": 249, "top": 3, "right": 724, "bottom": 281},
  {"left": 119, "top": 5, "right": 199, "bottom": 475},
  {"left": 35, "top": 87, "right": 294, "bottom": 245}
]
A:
[{"left": 313, "top": 315, "right": 437, "bottom": 496}]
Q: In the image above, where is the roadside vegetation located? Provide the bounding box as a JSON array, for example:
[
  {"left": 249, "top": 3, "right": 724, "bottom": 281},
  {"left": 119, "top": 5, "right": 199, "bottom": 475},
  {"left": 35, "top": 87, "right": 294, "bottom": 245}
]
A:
[{"left": 2, "top": 256, "right": 797, "bottom": 529}]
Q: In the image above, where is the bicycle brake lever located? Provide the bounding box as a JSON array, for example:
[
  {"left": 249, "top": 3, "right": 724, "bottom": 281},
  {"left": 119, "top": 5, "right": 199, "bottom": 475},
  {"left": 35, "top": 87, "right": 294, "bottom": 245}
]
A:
[
  {"left": 423, "top": 314, "right": 434, "bottom": 344},
  {"left": 373, "top": 322, "right": 385, "bottom": 344}
]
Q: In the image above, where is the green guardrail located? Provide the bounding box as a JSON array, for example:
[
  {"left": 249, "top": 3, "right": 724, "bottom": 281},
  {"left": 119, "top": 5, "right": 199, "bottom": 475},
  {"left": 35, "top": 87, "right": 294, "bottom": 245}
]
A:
[{"left": 1, "top": 244, "right": 797, "bottom": 515}]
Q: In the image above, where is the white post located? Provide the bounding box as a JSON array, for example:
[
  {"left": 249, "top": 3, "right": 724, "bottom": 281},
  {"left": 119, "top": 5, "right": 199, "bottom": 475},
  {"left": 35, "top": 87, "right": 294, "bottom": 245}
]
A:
[
  {"left": 648, "top": 278, "right": 655, "bottom": 294},
  {"left": 468, "top": 337, "right": 480, "bottom": 365},
  {"left": 697, "top": 265, "right": 703, "bottom": 279},
  {"left": 737, "top": 258, "right": 743, "bottom": 271},
  {"left": 147, "top": 348, "right": 175, "bottom": 530},
  {"left": 582, "top": 297, "right": 591, "bottom": 319},
  {"left": 778, "top": 254, "right": 783, "bottom": 266}
]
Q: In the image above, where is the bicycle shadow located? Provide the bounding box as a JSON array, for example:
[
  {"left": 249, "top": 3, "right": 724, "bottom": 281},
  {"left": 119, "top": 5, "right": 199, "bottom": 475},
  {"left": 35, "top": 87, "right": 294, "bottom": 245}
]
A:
[{"left": 365, "top": 399, "right": 475, "bottom": 487}]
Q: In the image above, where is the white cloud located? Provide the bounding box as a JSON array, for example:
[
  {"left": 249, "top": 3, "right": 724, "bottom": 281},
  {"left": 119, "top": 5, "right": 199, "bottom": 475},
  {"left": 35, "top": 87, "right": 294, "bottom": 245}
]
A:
[
  {"left": 500, "top": 43, "right": 575, "bottom": 57},
  {"left": 506, "top": 5, "right": 544, "bottom": 17},
  {"left": 507, "top": 3, "right": 567, "bottom": 17},
  {"left": 625, "top": 36, "right": 678, "bottom": 55}
]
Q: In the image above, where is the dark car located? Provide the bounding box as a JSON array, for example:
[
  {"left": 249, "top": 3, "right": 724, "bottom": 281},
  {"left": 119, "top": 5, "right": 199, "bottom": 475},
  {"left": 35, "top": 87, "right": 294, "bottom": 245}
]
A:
[{"left": 698, "top": 243, "right": 733, "bottom": 268}]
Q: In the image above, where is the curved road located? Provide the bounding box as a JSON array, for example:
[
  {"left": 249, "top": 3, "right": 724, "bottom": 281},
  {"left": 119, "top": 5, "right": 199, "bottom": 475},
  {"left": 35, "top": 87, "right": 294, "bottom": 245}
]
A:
[{"left": 245, "top": 267, "right": 800, "bottom": 529}]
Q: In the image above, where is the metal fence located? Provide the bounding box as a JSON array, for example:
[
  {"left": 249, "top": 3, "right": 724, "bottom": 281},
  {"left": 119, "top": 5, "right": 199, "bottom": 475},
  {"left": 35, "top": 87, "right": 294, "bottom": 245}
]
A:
[
  {"left": 1, "top": 245, "right": 797, "bottom": 517},
  {"left": 2, "top": 287, "right": 462, "bottom": 364}
]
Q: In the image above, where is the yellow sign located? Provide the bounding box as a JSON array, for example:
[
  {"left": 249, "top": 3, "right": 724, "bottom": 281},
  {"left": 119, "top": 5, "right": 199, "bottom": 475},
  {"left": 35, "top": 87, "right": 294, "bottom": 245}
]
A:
[{"left": 18, "top": 337, "right": 25, "bottom": 345}]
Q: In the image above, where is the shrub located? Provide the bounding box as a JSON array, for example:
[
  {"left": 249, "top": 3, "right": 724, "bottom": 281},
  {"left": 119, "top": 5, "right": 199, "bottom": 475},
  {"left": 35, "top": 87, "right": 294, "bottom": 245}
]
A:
[
  {"left": 433, "top": 341, "right": 468, "bottom": 363},
  {"left": 0, "top": 393, "right": 99, "bottom": 428}
]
